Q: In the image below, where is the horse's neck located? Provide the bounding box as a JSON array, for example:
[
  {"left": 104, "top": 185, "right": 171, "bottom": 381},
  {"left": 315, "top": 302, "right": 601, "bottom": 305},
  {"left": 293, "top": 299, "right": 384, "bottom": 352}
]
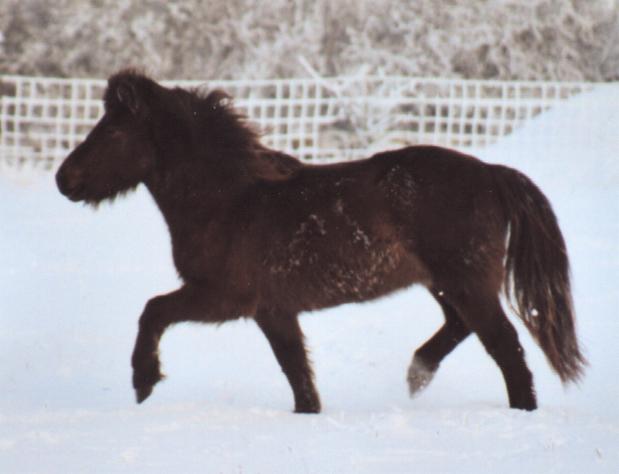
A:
[{"left": 144, "top": 158, "right": 248, "bottom": 228}]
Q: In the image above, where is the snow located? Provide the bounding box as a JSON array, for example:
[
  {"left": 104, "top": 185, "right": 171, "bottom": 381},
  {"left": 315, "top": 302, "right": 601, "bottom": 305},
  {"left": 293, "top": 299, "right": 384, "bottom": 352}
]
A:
[{"left": 1, "top": 85, "right": 618, "bottom": 473}]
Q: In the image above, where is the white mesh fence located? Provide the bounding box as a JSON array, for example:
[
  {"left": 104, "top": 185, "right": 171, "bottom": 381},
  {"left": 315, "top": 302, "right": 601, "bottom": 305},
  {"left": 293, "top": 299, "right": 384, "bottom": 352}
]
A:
[{"left": 0, "top": 74, "right": 598, "bottom": 170}]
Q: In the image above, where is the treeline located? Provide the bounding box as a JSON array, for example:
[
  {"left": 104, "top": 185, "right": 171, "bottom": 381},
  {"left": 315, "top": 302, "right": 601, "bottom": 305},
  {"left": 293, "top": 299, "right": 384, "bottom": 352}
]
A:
[{"left": 1, "top": 0, "right": 617, "bottom": 80}]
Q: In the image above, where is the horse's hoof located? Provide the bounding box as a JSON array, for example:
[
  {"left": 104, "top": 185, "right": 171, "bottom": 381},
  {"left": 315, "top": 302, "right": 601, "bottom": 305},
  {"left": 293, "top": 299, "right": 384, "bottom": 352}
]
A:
[
  {"left": 294, "top": 405, "right": 321, "bottom": 414},
  {"left": 509, "top": 390, "right": 537, "bottom": 411},
  {"left": 407, "top": 358, "right": 436, "bottom": 397},
  {"left": 294, "top": 395, "right": 321, "bottom": 414},
  {"left": 132, "top": 362, "right": 163, "bottom": 404},
  {"left": 135, "top": 385, "right": 153, "bottom": 404}
]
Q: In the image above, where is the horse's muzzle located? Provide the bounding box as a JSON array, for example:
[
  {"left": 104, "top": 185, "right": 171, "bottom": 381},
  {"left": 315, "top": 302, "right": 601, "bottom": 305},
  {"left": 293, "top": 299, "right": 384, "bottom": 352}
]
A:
[{"left": 55, "top": 165, "right": 85, "bottom": 201}]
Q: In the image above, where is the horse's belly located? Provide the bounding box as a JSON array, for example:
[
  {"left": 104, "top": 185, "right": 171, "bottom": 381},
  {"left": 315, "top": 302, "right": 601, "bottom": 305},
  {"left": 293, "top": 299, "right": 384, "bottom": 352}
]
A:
[{"left": 266, "top": 239, "right": 431, "bottom": 311}]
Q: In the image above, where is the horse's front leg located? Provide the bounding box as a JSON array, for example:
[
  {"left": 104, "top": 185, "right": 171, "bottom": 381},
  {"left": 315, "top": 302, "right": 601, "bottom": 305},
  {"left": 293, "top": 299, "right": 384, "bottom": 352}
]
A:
[
  {"left": 131, "top": 283, "right": 241, "bottom": 403},
  {"left": 255, "top": 309, "right": 321, "bottom": 414},
  {"left": 131, "top": 287, "right": 187, "bottom": 403}
]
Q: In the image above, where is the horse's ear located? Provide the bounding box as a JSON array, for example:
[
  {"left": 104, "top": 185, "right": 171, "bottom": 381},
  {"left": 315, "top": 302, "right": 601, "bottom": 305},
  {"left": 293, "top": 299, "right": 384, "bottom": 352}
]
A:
[{"left": 115, "top": 80, "right": 142, "bottom": 116}]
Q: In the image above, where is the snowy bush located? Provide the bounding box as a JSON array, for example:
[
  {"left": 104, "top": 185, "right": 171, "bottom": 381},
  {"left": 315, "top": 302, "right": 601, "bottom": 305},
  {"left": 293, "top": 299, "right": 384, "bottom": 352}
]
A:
[{"left": 0, "top": 0, "right": 617, "bottom": 80}]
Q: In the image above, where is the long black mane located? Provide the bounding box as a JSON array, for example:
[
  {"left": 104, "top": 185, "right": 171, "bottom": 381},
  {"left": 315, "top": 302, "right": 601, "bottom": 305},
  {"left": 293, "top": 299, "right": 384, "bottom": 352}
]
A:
[
  {"left": 185, "top": 87, "right": 262, "bottom": 154},
  {"left": 106, "top": 70, "right": 300, "bottom": 180}
]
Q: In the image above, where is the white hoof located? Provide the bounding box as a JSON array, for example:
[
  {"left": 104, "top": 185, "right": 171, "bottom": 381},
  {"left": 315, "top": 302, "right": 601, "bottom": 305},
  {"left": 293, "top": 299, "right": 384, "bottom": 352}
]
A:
[{"left": 407, "top": 358, "right": 435, "bottom": 397}]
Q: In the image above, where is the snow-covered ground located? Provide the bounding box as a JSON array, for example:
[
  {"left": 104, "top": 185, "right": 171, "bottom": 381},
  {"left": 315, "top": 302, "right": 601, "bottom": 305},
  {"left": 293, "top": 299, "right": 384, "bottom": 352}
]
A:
[{"left": 1, "top": 86, "right": 618, "bottom": 473}]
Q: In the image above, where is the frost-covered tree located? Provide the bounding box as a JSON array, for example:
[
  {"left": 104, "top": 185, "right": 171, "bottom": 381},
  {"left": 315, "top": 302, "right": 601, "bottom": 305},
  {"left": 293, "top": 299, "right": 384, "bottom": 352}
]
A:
[{"left": 0, "top": 0, "right": 617, "bottom": 80}]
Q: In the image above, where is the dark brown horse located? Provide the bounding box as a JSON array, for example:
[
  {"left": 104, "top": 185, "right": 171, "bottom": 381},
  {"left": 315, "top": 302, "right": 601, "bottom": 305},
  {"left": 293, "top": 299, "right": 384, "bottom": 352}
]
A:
[{"left": 56, "top": 70, "right": 586, "bottom": 412}]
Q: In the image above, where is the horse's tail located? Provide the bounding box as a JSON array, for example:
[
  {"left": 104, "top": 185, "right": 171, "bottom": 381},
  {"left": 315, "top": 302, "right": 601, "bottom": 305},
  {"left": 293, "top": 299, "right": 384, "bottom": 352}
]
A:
[{"left": 492, "top": 164, "right": 586, "bottom": 383}]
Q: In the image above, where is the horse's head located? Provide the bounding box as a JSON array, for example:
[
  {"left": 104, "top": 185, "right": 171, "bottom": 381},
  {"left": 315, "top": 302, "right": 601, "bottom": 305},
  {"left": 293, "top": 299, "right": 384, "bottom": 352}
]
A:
[{"left": 56, "top": 72, "right": 158, "bottom": 204}]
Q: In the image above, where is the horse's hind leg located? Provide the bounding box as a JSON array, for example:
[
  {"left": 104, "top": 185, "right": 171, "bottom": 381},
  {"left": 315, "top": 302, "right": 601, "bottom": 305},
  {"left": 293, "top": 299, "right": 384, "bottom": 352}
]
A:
[
  {"left": 255, "top": 309, "right": 321, "bottom": 414},
  {"left": 408, "top": 291, "right": 471, "bottom": 396},
  {"left": 449, "top": 288, "right": 537, "bottom": 410}
]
